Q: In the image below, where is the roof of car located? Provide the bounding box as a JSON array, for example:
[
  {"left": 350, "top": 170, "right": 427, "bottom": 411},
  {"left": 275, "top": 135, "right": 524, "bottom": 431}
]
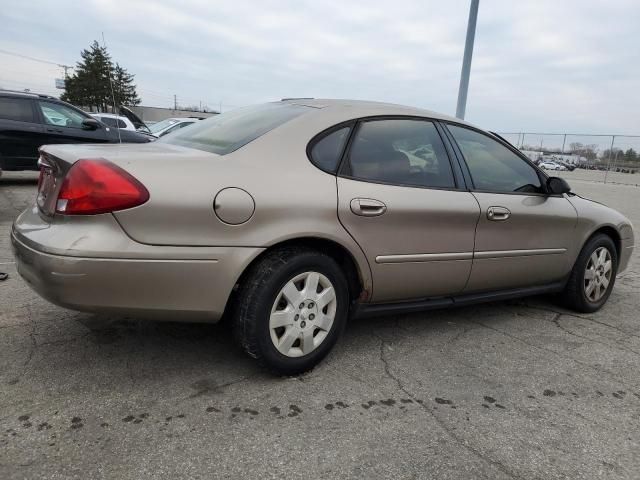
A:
[
  {"left": 280, "top": 98, "right": 471, "bottom": 126},
  {"left": 0, "top": 89, "right": 57, "bottom": 100}
]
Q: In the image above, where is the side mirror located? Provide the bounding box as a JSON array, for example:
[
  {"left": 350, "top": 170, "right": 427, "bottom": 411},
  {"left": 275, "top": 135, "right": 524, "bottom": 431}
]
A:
[
  {"left": 546, "top": 176, "right": 571, "bottom": 195},
  {"left": 82, "top": 118, "right": 100, "bottom": 130}
]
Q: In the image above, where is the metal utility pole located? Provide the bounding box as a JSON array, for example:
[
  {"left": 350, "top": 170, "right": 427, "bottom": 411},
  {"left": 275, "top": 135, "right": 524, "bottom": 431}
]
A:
[
  {"left": 59, "top": 64, "right": 72, "bottom": 78},
  {"left": 174, "top": 95, "right": 177, "bottom": 110},
  {"left": 455, "top": 0, "right": 480, "bottom": 120},
  {"left": 604, "top": 135, "right": 616, "bottom": 184}
]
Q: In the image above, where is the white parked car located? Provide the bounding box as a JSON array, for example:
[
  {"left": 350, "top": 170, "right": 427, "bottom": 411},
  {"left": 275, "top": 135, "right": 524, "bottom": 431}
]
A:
[
  {"left": 89, "top": 113, "right": 152, "bottom": 135},
  {"left": 539, "top": 161, "right": 566, "bottom": 171},
  {"left": 148, "top": 118, "right": 202, "bottom": 138},
  {"left": 90, "top": 113, "right": 137, "bottom": 131}
]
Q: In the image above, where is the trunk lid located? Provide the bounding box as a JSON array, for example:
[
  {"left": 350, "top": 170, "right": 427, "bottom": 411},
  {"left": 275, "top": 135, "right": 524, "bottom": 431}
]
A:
[
  {"left": 36, "top": 142, "right": 220, "bottom": 217},
  {"left": 119, "top": 106, "right": 147, "bottom": 130}
]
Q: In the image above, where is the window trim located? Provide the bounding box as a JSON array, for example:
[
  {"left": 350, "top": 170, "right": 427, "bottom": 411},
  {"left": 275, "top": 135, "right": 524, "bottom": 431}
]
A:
[
  {"left": 0, "top": 96, "right": 37, "bottom": 124},
  {"left": 335, "top": 115, "right": 464, "bottom": 192},
  {"left": 306, "top": 120, "right": 356, "bottom": 174},
  {"left": 443, "top": 121, "right": 557, "bottom": 197},
  {"left": 434, "top": 121, "right": 470, "bottom": 190}
]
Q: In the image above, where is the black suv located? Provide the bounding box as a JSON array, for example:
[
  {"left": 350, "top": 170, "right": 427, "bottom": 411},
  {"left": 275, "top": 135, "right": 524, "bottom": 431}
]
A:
[{"left": 0, "top": 90, "right": 153, "bottom": 171}]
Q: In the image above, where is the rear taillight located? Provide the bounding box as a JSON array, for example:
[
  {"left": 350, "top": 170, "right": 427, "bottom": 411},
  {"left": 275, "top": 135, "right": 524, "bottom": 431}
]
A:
[{"left": 55, "top": 159, "right": 149, "bottom": 215}]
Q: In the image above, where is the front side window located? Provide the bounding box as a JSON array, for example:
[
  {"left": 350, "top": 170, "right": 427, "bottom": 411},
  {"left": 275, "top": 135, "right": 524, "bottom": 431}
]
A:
[
  {"left": 345, "top": 119, "right": 455, "bottom": 189},
  {"left": 160, "top": 103, "right": 310, "bottom": 155},
  {"left": 0, "top": 97, "right": 34, "bottom": 122},
  {"left": 38, "top": 101, "right": 86, "bottom": 128},
  {"left": 309, "top": 126, "right": 351, "bottom": 173},
  {"left": 448, "top": 125, "right": 542, "bottom": 193}
]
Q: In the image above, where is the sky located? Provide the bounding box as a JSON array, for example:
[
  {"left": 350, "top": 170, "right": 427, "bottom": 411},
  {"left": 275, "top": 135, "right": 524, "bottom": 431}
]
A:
[{"left": 1, "top": 0, "right": 639, "bottom": 139}]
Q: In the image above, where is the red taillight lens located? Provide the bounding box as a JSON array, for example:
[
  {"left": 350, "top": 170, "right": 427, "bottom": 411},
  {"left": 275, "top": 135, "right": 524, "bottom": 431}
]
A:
[{"left": 55, "top": 159, "right": 149, "bottom": 215}]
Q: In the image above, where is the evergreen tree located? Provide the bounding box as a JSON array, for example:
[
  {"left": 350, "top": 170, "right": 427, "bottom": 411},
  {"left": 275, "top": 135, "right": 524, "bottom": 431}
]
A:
[
  {"left": 624, "top": 148, "right": 637, "bottom": 163},
  {"left": 113, "top": 63, "right": 140, "bottom": 107},
  {"left": 61, "top": 41, "right": 140, "bottom": 111}
]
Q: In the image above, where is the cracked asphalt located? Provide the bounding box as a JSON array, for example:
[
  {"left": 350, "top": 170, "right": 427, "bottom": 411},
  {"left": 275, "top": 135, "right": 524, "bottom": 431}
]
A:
[{"left": 1, "top": 170, "right": 639, "bottom": 479}]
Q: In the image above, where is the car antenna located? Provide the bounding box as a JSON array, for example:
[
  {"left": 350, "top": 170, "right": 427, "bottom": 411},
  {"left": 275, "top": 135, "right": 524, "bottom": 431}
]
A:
[{"left": 102, "top": 32, "right": 122, "bottom": 144}]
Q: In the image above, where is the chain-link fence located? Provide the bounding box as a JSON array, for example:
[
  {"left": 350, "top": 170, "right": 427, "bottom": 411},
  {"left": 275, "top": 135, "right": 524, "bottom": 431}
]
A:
[{"left": 496, "top": 132, "right": 640, "bottom": 186}]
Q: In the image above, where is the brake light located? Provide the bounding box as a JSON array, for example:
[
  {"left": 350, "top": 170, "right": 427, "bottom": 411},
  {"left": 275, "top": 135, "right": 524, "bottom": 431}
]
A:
[{"left": 55, "top": 159, "right": 149, "bottom": 215}]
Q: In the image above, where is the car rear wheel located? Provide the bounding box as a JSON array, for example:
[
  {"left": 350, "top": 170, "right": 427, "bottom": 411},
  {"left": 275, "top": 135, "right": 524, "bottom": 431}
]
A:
[
  {"left": 233, "top": 246, "right": 349, "bottom": 375},
  {"left": 560, "top": 233, "right": 618, "bottom": 313}
]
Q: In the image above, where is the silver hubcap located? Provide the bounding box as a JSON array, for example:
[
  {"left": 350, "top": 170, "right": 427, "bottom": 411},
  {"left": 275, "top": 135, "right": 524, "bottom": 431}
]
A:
[
  {"left": 269, "top": 271, "right": 337, "bottom": 358},
  {"left": 584, "top": 246, "right": 613, "bottom": 302}
]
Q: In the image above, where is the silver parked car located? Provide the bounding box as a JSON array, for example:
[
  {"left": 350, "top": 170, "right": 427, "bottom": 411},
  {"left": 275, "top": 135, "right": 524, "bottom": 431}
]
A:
[
  {"left": 12, "top": 99, "right": 635, "bottom": 374},
  {"left": 539, "top": 161, "right": 566, "bottom": 171}
]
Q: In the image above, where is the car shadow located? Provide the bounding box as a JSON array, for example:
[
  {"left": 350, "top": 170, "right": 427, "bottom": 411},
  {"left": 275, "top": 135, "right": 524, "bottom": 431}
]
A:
[{"left": 67, "top": 294, "right": 561, "bottom": 375}]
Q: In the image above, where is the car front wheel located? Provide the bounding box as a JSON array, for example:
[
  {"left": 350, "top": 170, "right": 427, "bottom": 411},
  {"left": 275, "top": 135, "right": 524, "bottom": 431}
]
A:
[
  {"left": 233, "top": 246, "right": 350, "bottom": 375},
  {"left": 560, "top": 233, "right": 618, "bottom": 313}
]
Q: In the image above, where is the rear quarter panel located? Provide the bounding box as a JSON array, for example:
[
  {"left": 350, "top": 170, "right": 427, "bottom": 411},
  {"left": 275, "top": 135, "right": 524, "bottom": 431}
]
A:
[{"left": 112, "top": 109, "right": 374, "bottom": 294}]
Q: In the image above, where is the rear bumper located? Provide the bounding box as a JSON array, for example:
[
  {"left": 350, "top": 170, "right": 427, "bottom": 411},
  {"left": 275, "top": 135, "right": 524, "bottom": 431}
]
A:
[{"left": 11, "top": 208, "right": 263, "bottom": 322}]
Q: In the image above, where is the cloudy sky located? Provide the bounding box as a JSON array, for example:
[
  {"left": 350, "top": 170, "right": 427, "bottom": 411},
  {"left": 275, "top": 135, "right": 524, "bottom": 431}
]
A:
[{"left": 1, "top": 0, "right": 639, "bottom": 137}]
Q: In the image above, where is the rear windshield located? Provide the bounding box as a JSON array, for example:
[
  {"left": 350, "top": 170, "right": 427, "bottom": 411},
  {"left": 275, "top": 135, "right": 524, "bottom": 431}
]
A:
[{"left": 159, "top": 103, "right": 310, "bottom": 155}]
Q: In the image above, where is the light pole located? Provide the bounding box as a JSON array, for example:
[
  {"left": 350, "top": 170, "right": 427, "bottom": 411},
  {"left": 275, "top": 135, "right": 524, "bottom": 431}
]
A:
[{"left": 456, "top": 0, "right": 480, "bottom": 120}]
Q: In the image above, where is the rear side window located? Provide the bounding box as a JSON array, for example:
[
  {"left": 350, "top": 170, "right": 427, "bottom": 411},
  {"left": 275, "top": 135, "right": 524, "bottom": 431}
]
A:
[
  {"left": 160, "top": 103, "right": 310, "bottom": 155},
  {"left": 0, "top": 97, "right": 34, "bottom": 122},
  {"left": 309, "top": 126, "right": 351, "bottom": 173},
  {"left": 448, "top": 124, "right": 542, "bottom": 193},
  {"left": 345, "top": 119, "right": 456, "bottom": 189}
]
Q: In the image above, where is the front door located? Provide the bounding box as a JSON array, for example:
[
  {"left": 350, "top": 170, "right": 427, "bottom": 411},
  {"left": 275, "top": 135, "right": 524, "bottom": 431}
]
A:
[
  {"left": 445, "top": 124, "right": 577, "bottom": 292},
  {"left": 337, "top": 118, "right": 480, "bottom": 302},
  {"left": 35, "top": 100, "right": 109, "bottom": 146}
]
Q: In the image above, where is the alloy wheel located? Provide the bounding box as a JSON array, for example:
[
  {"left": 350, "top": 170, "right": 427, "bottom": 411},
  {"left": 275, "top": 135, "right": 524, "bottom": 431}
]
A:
[
  {"left": 584, "top": 246, "right": 613, "bottom": 302},
  {"left": 269, "top": 271, "right": 337, "bottom": 358}
]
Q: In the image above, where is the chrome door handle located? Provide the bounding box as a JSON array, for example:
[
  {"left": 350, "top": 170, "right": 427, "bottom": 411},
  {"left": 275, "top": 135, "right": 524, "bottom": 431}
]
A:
[
  {"left": 350, "top": 198, "right": 387, "bottom": 217},
  {"left": 487, "top": 206, "right": 511, "bottom": 221}
]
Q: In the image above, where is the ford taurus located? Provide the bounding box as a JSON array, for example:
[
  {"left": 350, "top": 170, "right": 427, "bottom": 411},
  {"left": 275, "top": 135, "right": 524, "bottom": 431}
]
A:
[{"left": 11, "top": 99, "right": 634, "bottom": 374}]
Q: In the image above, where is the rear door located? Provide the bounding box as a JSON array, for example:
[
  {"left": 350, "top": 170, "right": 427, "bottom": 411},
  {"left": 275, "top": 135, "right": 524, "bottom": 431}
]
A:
[
  {"left": 336, "top": 118, "right": 480, "bottom": 302},
  {"left": 444, "top": 123, "right": 577, "bottom": 292},
  {"left": 0, "top": 96, "right": 43, "bottom": 170},
  {"left": 35, "top": 100, "right": 109, "bottom": 145}
]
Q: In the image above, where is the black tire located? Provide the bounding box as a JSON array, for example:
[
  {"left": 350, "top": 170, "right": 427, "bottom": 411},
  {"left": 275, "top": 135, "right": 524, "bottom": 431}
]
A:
[
  {"left": 560, "top": 233, "right": 618, "bottom": 313},
  {"left": 233, "top": 246, "right": 350, "bottom": 376}
]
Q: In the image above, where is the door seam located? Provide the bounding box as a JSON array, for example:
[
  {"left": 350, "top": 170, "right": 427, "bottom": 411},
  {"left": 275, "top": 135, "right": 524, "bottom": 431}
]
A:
[
  {"left": 462, "top": 192, "right": 482, "bottom": 292},
  {"left": 335, "top": 176, "right": 374, "bottom": 301}
]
